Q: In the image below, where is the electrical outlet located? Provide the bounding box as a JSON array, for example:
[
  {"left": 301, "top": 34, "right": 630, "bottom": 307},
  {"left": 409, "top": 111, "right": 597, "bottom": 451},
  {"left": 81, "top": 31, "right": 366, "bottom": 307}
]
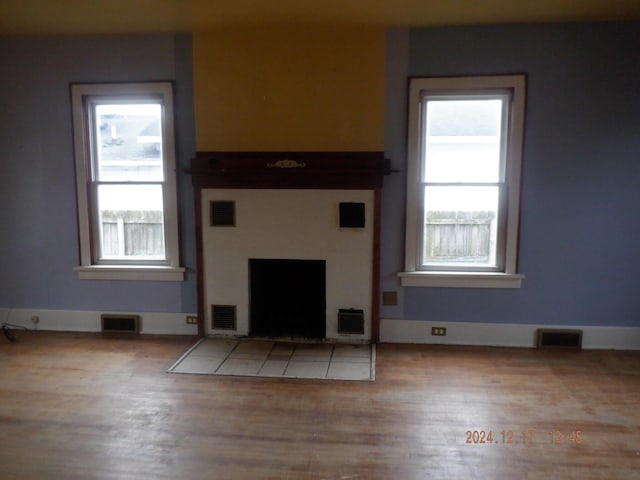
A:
[
  {"left": 431, "top": 326, "right": 446, "bottom": 336},
  {"left": 186, "top": 315, "right": 198, "bottom": 325},
  {"left": 31, "top": 315, "right": 40, "bottom": 325}
]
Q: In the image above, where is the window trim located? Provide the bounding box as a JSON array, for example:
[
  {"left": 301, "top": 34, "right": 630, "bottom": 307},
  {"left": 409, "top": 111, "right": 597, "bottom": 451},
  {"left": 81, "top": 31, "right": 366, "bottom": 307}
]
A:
[
  {"left": 400, "top": 75, "right": 526, "bottom": 288},
  {"left": 71, "top": 82, "right": 184, "bottom": 281}
]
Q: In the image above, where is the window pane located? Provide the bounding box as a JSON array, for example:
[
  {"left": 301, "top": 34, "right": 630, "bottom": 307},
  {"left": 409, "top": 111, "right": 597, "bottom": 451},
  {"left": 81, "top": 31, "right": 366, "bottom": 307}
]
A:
[
  {"left": 423, "top": 186, "right": 499, "bottom": 268},
  {"left": 95, "top": 103, "right": 163, "bottom": 182},
  {"left": 423, "top": 99, "right": 503, "bottom": 183},
  {"left": 97, "top": 184, "right": 165, "bottom": 260}
]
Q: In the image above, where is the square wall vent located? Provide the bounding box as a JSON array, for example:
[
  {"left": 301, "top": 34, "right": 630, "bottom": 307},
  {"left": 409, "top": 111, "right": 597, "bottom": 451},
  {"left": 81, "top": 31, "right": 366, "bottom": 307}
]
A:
[
  {"left": 338, "top": 309, "right": 365, "bottom": 335},
  {"left": 101, "top": 314, "right": 140, "bottom": 333},
  {"left": 339, "top": 202, "right": 365, "bottom": 228},
  {"left": 210, "top": 201, "right": 235, "bottom": 226},
  {"left": 212, "top": 305, "right": 237, "bottom": 330}
]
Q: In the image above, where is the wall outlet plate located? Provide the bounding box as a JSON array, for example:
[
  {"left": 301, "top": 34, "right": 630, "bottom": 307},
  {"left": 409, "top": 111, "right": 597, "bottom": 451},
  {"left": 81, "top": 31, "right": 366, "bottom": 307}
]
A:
[{"left": 186, "top": 315, "right": 198, "bottom": 325}]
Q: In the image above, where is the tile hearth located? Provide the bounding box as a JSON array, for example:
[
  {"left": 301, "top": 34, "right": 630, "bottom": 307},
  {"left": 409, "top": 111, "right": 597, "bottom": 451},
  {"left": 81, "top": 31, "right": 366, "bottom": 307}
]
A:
[{"left": 168, "top": 338, "right": 375, "bottom": 381}]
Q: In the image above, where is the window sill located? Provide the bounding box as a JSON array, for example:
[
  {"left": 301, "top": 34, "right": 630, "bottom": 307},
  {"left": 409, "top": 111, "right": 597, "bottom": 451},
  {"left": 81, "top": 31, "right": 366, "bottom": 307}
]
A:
[
  {"left": 398, "top": 271, "right": 524, "bottom": 289},
  {"left": 74, "top": 265, "right": 185, "bottom": 281}
]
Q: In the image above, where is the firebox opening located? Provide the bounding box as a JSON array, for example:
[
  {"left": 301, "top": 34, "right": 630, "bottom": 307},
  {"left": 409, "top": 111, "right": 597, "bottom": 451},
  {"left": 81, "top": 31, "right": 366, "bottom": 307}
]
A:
[{"left": 249, "top": 259, "right": 326, "bottom": 339}]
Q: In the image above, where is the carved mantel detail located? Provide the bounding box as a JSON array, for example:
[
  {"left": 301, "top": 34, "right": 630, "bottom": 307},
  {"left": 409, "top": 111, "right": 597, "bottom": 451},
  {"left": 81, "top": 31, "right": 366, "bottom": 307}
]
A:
[{"left": 266, "top": 159, "right": 307, "bottom": 169}]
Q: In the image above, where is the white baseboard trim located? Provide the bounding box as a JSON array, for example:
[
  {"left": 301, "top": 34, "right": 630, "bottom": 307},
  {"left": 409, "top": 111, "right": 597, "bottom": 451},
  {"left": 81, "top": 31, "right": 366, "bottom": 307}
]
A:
[
  {"left": 380, "top": 319, "right": 640, "bottom": 350},
  {"left": 1, "top": 308, "right": 198, "bottom": 336}
]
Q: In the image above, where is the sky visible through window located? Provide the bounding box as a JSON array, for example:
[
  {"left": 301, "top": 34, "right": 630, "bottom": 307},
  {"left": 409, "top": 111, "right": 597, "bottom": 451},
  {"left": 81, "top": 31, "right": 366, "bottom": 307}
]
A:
[{"left": 423, "top": 98, "right": 503, "bottom": 211}]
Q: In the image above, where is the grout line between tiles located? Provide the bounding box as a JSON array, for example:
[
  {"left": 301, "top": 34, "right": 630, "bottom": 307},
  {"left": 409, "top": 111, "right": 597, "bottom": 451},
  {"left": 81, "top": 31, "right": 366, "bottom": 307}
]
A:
[
  {"left": 166, "top": 337, "right": 206, "bottom": 372},
  {"left": 324, "top": 344, "right": 336, "bottom": 379},
  {"left": 214, "top": 340, "right": 240, "bottom": 373},
  {"left": 257, "top": 341, "right": 278, "bottom": 375},
  {"left": 281, "top": 343, "right": 296, "bottom": 377}
]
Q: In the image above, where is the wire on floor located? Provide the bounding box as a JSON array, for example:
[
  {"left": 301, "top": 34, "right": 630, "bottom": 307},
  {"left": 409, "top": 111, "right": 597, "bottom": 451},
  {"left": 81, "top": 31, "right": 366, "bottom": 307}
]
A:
[{"left": 2, "top": 309, "right": 32, "bottom": 342}]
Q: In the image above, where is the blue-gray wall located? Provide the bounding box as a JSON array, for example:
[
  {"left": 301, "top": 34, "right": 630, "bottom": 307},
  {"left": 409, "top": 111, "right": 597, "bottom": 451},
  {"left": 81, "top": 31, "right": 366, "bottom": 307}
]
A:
[
  {"left": 382, "top": 22, "right": 640, "bottom": 327},
  {"left": 2, "top": 23, "right": 639, "bottom": 331},
  {"left": 0, "top": 34, "right": 197, "bottom": 314}
]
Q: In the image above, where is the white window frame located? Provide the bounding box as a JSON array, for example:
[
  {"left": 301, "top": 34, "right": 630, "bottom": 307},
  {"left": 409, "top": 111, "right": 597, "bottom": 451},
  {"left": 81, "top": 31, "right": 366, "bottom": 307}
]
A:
[
  {"left": 399, "top": 75, "right": 526, "bottom": 288},
  {"left": 71, "top": 82, "right": 184, "bottom": 281}
]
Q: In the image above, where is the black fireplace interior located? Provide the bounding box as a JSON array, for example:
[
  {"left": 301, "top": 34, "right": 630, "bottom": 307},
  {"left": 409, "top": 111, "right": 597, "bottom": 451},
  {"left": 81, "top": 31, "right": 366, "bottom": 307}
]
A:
[{"left": 249, "top": 259, "right": 326, "bottom": 339}]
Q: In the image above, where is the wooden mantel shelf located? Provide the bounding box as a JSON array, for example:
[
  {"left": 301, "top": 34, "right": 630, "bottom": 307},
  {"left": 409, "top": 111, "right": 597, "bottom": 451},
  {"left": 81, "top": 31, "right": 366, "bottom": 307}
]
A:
[{"left": 188, "top": 151, "right": 392, "bottom": 189}]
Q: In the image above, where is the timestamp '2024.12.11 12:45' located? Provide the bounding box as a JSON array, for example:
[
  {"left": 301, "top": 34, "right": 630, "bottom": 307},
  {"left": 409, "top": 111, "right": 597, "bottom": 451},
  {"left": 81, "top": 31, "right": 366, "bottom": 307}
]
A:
[{"left": 465, "top": 429, "right": 583, "bottom": 445}]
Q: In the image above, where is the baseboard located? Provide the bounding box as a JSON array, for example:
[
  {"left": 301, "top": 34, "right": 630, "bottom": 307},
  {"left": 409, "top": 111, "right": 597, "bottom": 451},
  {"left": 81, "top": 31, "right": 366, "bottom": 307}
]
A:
[
  {"left": 0, "top": 308, "right": 198, "bottom": 335},
  {"left": 3, "top": 310, "right": 635, "bottom": 348},
  {"left": 380, "top": 319, "right": 640, "bottom": 350}
]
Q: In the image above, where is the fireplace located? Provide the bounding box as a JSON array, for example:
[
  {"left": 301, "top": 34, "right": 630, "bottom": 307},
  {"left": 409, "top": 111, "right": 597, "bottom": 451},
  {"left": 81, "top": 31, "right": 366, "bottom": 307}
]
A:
[
  {"left": 189, "top": 152, "right": 391, "bottom": 342},
  {"left": 250, "top": 259, "right": 326, "bottom": 339}
]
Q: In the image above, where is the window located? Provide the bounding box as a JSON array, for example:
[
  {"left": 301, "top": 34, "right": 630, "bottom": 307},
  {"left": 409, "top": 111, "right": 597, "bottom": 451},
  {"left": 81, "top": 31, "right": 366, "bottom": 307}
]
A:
[
  {"left": 400, "top": 75, "right": 525, "bottom": 288},
  {"left": 71, "top": 82, "right": 184, "bottom": 281}
]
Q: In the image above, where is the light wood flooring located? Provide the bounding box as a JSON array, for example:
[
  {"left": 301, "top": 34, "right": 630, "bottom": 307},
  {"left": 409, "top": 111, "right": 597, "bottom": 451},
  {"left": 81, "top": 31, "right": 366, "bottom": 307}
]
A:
[{"left": 0, "top": 331, "right": 638, "bottom": 479}]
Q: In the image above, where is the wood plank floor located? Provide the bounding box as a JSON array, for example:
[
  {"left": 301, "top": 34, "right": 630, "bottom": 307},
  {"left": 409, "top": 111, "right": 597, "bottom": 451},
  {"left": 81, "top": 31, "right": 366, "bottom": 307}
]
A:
[{"left": 0, "top": 332, "right": 638, "bottom": 479}]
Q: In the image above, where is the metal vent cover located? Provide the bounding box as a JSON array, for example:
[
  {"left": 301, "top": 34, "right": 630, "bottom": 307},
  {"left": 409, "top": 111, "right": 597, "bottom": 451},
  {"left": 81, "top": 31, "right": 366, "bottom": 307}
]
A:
[
  {"left": 537, "top": 329, "right": 583, "bottom": 349},
  {"left": 339, "top": 202, "right": 366, "bottom": 228},
  {"left": 338, "top": 309, "right": 365, "bottom": 335},
  {"left": 101, "top": 314, "right": 140, "bottom": 333},
  {"left": 210, "top": 201, "right": 235, "bottom": 226},
  {"left": 212, "top": 305, "right": 237, "bottom": 330}
]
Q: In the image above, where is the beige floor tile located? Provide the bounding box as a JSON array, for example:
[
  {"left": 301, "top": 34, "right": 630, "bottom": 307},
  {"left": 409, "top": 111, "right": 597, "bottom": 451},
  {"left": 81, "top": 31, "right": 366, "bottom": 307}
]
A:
[
  {"left": 332, "top": 344, "right": 371, "bottom": 362},
  {"left": 284, "top": 360, "right": 329, "bottom": 378},
  {"left": 291, "top": 344, "right": 333, "bottom": 361},
  {"left": 217, "top": 358, "right": 265, "bottom": 376},
  {"left": 259, "top": 360, "right": 289, "bottom": 377},
  {"left": 227, "top": 352, "right": 270, "bottom": 360},
  {"left": 191, "top": 338, "right": 237, "bottom": 356},
  {"left": 327, "top": 361, "right": 372, "bottom": 380},
  {"left": 172, "top": 355, "right": 226, "bottom": 374},
  {"left": 267, "top": 353, "right": 293, "bottom": 361},
  {"left": 270, "top": 343, "right": 296, "bottom": 356},
  {"left": 228, "top": 340, "right": 274, "bottom": 360}
]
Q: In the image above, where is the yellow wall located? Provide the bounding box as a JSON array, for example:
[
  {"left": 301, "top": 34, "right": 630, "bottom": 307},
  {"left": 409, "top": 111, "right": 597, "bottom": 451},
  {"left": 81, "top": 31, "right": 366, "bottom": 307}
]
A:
[{"left": 193, "top": 25, "right": 385, "bottom": 151}]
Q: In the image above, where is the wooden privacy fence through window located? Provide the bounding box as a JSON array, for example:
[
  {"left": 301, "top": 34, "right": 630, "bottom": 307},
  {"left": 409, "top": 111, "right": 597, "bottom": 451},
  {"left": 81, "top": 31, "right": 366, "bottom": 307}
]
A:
[
  {"left": 101, "top": 210, "right": 164, "bottom": 257},
  {"left": 425, "top": 211, "right": 495, "bottom": 261}
]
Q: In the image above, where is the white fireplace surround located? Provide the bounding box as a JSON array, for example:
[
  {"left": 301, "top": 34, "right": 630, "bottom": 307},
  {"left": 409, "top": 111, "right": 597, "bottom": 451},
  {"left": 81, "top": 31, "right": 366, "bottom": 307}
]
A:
[{"left": 202, "top": 188, "right": 374, "bottom": 341}]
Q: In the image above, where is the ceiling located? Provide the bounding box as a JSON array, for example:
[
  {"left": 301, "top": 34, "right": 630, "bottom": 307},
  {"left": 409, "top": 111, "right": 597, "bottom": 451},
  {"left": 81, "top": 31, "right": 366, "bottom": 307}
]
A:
[{"left": 1, "top": 0, "right": 639, "bottom": 37}]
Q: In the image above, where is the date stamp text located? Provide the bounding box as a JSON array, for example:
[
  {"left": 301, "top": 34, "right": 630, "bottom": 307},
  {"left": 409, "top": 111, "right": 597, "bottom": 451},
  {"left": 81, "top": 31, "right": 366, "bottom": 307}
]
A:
[{"left": 465, "top": 429, "right": 582, "bottom": 445}]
